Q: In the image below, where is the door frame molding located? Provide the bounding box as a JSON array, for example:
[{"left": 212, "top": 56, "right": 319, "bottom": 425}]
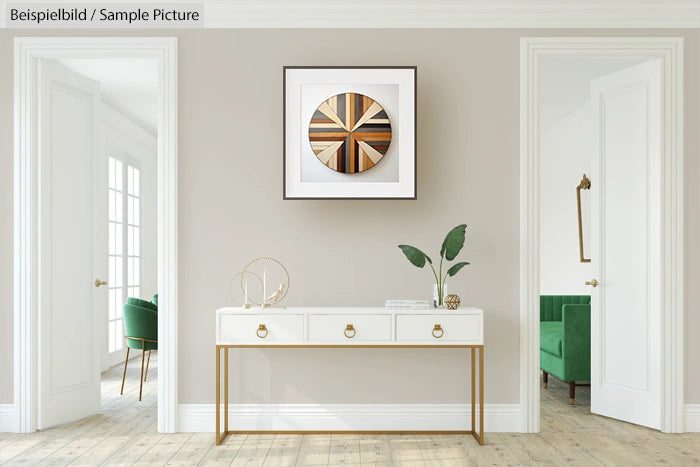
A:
[
  {"left": 519, "top": 37, "right": 684, "bottom": 433},
  {"left": 13, "top": 37, "right": 178, "bottom": 433}
]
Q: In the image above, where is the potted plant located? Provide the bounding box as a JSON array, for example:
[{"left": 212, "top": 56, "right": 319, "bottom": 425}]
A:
[{"left": 398, "top": 224, "right": 470, "bottom": 307}]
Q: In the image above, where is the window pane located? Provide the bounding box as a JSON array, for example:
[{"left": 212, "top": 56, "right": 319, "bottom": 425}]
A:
[
  {"left": 114, "top": 287, "right": 123, "bottom": 316},
  {"left": 133, "top": 258, "right": 140, "bottom": 286},
  {"left": 133, "top": 287, "right": 140, "bottom": 299},
  {"left": 115, "top": 192, "right": 122, "bottom": 223},
  {"left": 108, "top": 190, "right": 115, "bottom": 221},
  {"left": 127, "top": 257, "right": 134, "bottom": 286},
  {"left": 133, "top": 169, "right": 140, "bottom": 197},
  {"left": 109, "top": 288, "right": 116, "bottom": 320},
  {"left": 133, "top": 227, "right": 140, "bottom": 256},
  {"left": 109, "top": 157, "right": 115, "bottom": 189},
  {"left": 115, "top": 257, "right": 123, "bottom": 288},
  {"left": 109, "top": 256, "right": 115, "bottom": 286},
  {"left": 115, "top": 159, "right": 123, "bottom": 190},
  {"left": 115, "top": 223, "right": 123, "bottom": 256},
  {"left": 127, "top": 196, "right": 134, "bottom": 225},
  {"left": 109, "top": 222, "right": 115, "bottom": 255},
  {"left": 127, "top": 226, "right": 133, "bottom": 256},
  {"left": 127, "top": 166, "right": 134, "bottom": 195},
  {"left": 133, "top": 199, "right": 140, "bottom": 227}
]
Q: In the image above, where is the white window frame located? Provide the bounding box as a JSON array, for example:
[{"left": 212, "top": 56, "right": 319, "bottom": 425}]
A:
[{"left": 107, "top": 151, "right": 143, "bottom": 360}]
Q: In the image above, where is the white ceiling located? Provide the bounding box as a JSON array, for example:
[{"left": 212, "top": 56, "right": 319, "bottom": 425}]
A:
[
  {"left": 2, "top": 0, "right": 699, "bottom": 27},
  {"left": 58, "top": 58, "right": 158, "bottom": 134}
]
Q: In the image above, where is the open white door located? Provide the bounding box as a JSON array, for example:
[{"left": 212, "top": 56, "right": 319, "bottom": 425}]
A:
[
  {"left": 589, "top": 59, "right": 661, "bottom": 429},
  {"left": 37, "top": 60, "right": 106, "bottom": 428}
]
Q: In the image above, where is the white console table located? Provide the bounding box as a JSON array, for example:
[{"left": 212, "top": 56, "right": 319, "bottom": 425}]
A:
[{"left": 215, "top": 307, "right": 484, "bottom": 445}]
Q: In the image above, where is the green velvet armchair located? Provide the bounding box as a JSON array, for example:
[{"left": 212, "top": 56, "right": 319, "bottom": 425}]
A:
[
  {"left": 540, "top": 295, "right": 591, "bottom": 404},
  {"left": 121, "top": 299, "right": 158, "bottom": 401}
]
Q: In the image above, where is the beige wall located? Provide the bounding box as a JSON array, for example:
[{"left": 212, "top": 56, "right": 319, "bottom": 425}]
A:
[{"left": 0, "top": 29, "right": 698, "bottom": 409}]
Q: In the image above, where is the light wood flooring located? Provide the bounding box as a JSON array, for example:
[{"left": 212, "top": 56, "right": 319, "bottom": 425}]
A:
[{"left": 1, "top": 356, "right": 699, "bottom": 466}]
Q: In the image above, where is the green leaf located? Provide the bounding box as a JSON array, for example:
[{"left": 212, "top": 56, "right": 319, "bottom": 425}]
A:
[
  {"left": 398, "top": 245, "right": 433, "bottom": 268},
  {"left": 440, "top": 224, "right": 467, "bottom": 260},
  {"left": 446, "top": 261, "right": 470, "bottom": 277}
]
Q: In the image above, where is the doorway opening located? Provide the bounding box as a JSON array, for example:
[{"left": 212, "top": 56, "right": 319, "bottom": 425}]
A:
[
  {"left": 520, "top": 37, "right": 684, "bottom": 434},
  {"left": 538, "top": 55, "right": 654, "bottom": 428},
  {"left": 13, "top": 37, "right": 177, "bottom": 433}
]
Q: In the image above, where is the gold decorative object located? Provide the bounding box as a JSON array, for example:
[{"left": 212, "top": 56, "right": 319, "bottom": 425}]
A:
[
  {"left": 432, "top": 324, "right": 444, "bottom": 338},
  {"left": 576, "top": 173, "right": 592, "bottom": 263},
  {"left": 229, "top": 257, "right": 290, "bottom": 308},
  {"left": 444, "top": 294, "right": 461, "bottom": 310}
]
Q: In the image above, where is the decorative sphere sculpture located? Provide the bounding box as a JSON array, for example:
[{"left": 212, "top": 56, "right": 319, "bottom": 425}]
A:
[{"left": 444, "top": 294, "right": 461, "bottom": 310}]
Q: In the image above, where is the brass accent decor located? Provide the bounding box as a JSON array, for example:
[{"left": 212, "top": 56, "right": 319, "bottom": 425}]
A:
[
  {"left": 229, "top": 257, "right": 290, "bottom": 308},
  {"left": 576, "top": 174, "right": 592, "bottom": 263},
  {"left": 344, "top": 324, "right": 356, "bottom": 339},
  {"left": 585, "top": 279, "right": 599, "bottom": 288},
  {"left": 94, "top": 278, "right": 107, "bottom": 287},
  {"left": 444, "top": 294, "right": 461, "bottom": 310},
  {"left": 432, "top": 324, "right": 444, "bottom": 338},
  {"left": 256, "top": 324, "right": 268, "bottom": 339}
]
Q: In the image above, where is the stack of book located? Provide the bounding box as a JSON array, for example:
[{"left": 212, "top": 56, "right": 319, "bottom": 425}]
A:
[{"left": 385, "top": 299, "right": 431, "bottom": 310}]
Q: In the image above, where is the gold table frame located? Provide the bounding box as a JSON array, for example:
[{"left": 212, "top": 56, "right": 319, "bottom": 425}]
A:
[{"left": 215, "top": 344, "right": 484, "bottom": 446}]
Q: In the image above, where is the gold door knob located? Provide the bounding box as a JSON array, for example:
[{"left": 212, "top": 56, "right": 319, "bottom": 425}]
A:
[
  {"left": 585, "top": 279, "right": 599, "bottom": 287},
  {"left": 344, "top": 324, "right": 355, "bottom": 339},
  {"left": 256, "top": 324, "right": 268, "bottom": 338},
  {"left": 432, "top": 324, "right": 444, "bottom": 339},
  {"left": 94, "top": 278, "right": 107, "bottom": 287}
]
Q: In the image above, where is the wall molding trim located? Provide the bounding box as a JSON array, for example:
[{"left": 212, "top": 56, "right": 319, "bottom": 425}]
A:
[
  {"left": 1, "top": 1, "right": 698, "bottom": 28},
  {"left": 685, "top": 405, "right": 700, "bottom": 432},
  {"left": 13, "top": 37, "right": 178, "bottom": 433},
  {"left": 0, "top": 404, "right": 17, "bottom": 432},
  {"left": 178, "top": 404, "right": 521, "bottom": 433},
  {"left": 520, "top": 37, "right": 685, "bottom": 433}
]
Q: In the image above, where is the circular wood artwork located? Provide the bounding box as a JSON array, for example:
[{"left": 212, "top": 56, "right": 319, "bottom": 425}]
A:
[{"left": 309, "top": 93, "right": 392, "bottom": 173}]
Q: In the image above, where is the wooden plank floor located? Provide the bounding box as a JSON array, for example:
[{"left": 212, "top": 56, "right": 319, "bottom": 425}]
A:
[{"left": 2, "top": 358, "right": 699, "bottom": 466}]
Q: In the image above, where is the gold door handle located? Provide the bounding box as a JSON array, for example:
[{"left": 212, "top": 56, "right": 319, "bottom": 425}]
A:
[
  {"left": 344, "top": 324, "right": 355, "bottom": 339},
  {"left": 585, "top": 279, "right": 599, "bottom": 287},
  {"left": 576, "top": 174, "right": 592, "bottom": 263},
  {"left": 432, "top": 324, "right": 444, "bottom": 339},
  {"left": 256, "top": 324, "right": 268, "bottom": 338},
  {"left": 94, "top": 278, "right": 107, "bottom": 287}
]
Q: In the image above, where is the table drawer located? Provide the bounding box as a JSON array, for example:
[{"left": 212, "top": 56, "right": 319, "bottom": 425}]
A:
[
  {"left": 308, "top": 314, "right": 392, "bottom": 342},
  {"left": 396, "top": 314, "right": 482, "bottom": 343},
  {"left": 218, "top": 314, "right": 304, "bottom": 343}
]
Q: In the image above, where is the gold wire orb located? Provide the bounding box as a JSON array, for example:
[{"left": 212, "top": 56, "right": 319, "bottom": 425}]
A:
[
  {"left": 228, "top": 270, "right": 263, "bottom": 306},
  {"left": 444, "top": 294, "right": 461, "bottom": 310},
  {"left": 240, "top": 257, "right": 290, "bottom": 306}
]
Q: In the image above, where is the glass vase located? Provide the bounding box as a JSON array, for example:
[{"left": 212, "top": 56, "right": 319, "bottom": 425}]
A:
[{"left": 433, "top": 283, "right": 448, "bottom": 308}]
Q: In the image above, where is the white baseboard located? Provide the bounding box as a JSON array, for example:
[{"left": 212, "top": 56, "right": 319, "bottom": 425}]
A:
[
  {"left": 685, "top": 404, "right": 700, "bottom": 432},
  {"left": 0, "top": 404, "right": 17, "bottom": 432},
  {"left": 178, "top": 403, "right": 521, "bottom": 433}
]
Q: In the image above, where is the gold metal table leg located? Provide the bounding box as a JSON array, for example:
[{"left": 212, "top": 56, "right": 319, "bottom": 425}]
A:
[
  {"left": 216, "top": 345, "right": 221, "bottom": 445},
  {"left": 478, "top": 346, "right": 484, "bottom": 445},
  {"left": 224, "top": 347, "right": 229, "bottom": 434},
  {"left": 471, "top": 347, "right": 476, "bottom": 434}
]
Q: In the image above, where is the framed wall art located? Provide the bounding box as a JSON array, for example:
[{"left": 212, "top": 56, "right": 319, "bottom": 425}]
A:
[{"left": 283, "top": 66, "right": 417, "bottom": 199}]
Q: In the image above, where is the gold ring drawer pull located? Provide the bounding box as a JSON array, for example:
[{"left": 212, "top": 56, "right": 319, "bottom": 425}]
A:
[
  {"left": 432, "top": 324, "right": 444, "bottom": 339},
  {"left": 344, "top": 324, "right": 356, "bottom": 339},
  {"left": 256, "top": 324, "right": 268, "bottom": 339}
]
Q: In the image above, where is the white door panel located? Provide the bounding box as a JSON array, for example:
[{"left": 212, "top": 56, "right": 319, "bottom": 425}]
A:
[
  {"left": 38, "top": 59, "right": 105, "bottom": 428},
  {"left": 590, "top": 59, "right": 661, "bottom": 429}
]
